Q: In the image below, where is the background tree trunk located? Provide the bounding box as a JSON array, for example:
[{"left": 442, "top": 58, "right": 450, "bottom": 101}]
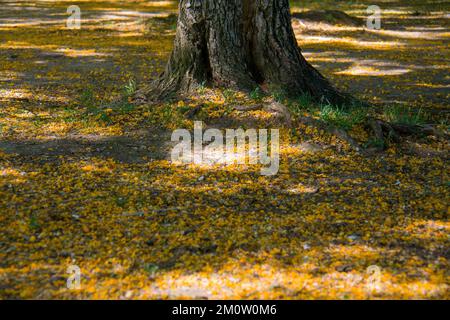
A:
[{"left": 146, "top": 0, "right": 349, "bottom": 105}]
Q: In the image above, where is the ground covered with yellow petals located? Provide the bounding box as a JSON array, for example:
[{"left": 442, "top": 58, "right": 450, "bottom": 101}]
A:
[{"left": 0, "top": 0, "right": 448, "bottom": 299}]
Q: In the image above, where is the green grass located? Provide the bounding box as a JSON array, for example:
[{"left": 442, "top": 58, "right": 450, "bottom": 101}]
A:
[
  {"left": 32, "top": 116, "right": 45, "bottom": 128},
  {"left": 249, "top": 87, "right": 264, "bottom": 101},
  {"left": 79, "top": 88, "right": 96, "bottom": 109},
  {"left": 116, "top": 101, "right": 135, "bottom": 114},
  {"left": 143, "top": 263, "right": 160, "bottom": 275},
  {"left": 286, "top": 93, "right": 369, "bottom": 130},
  {"left": 124, "top": 79, "right": 137, "bottom": 97},
  {"left": 62, "top": 107, "right": 78, "bottom": 123},
  {"left": 29, "top": 215, "right": 40, "bottom": 230},
  {"left": 296, "top": 92, "right": 314, "bottom": 109},
  {"left": 384, "top": 105, "right": 427, "bottom": 126},
  {"left": 271, "top": 88, "right": 287, "bottom": 103},
  {"left": 78, "top": 84, "right": 138, "bottom": 125},
  {"left": 222, "top": 89, "right": 237, "bottom": 103},
  {"left": 287, "top": 92, "right": 315, "bottom": 114},
  {"left": 197, "top": 81, "right": 207, "bottom": 95},
  {"left": 319, "top": 104, "right": 367, "bottom": 130},
  {"left": 115, "top": 196, "right": 128, "bottom": 208}
]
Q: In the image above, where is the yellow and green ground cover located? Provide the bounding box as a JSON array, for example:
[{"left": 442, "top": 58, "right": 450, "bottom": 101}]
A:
[{"left": 0, "top": 0, "right": 448, "bottom": 299}]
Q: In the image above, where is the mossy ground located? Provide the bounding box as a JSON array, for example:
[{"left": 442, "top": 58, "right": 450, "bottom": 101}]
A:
[{"left": 0, "top": 0, "right": 448, "bottom": 299}]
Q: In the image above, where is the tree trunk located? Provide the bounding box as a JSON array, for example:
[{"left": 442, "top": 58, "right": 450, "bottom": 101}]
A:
[{"left": 145, "top": 0, "right": 349, "bottom": 105}]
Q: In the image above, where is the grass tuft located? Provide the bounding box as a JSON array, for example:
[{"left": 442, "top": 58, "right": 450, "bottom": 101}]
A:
[
  {"left": 384, "top": 105, "right": 427, "bottom": 126},
  {"left": 319, "top": 104, "right": 367, "bottom": 130},
  {"left": 124, "top": 79, "right": 137, "bottom": 97},
  {"left": 249, "top": 87, "right": 264, "bottom": 101}
]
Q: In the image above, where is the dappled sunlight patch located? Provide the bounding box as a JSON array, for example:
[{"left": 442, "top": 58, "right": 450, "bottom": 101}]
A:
[
  {"left": 335, "top": 65, "right": 411, "bottom": 76},
  {"left": 284, "top": 183, "right": 320, "bottom": 195},
  {"left": 129, "top": 259, "right": 447, "bottom": 299},
  {"left": 5, "top": 251, "right": 441, "bottom": 299},
  {"left": 0, "top": 88, "right": 32, "bottom": 100},
  {"left": 402, "top": 219, "right": 450, "bottom": 241},
  {"left": 297, "top": 35, "right": 406, "bottom": 49},
  {"left": 141, "top": 0, "right": 177, "bottom": 9},
  {"left": 54, "top": 48, "right": 110, "bottom": 58},
  {"left": 367, "top": 28, "right": 450, "bottom": 40},
  {"left": 413, "top": 82, "right": 450, "bottom": 89},
  {"left": 293, "top": 20, "right": 362, "bottom": 33},
  {"left": 99, "top": 11, "right": 172, "bottom": 20},
  {"left": 0, "top": 167, "right": 27, "bottom": 181}
]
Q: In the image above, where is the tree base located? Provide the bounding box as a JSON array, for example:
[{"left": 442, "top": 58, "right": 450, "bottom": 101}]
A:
[{"left": 135, "top": 0, "right": 354, "bottom": 107}]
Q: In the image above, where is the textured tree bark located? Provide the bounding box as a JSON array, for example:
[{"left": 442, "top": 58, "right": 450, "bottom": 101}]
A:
[{"left": 145, "top": 0, "right": 349, "bottom": 105}]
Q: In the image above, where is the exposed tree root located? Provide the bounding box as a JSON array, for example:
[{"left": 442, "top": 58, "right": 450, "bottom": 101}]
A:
[
  {"left": 233, "top": 102, "right": 447, "bottom": 154},
  {"left": 297, "top": 116, "right": 363, "bottom": 152},
  {"left": 306, "top": 117, "right": 447, "bottom": 154},
  {"left": 232, "top": 101, "right": 363, "bottom": 152}
]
